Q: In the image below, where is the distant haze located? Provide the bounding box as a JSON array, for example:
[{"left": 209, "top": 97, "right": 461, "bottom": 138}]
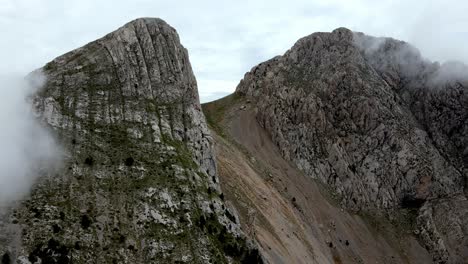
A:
[
  {"left": 1, "top": 0, "right": 467, "bottom": 102},
  {"left": 354, "top": 31, "right": 468, "bottom": 88}
]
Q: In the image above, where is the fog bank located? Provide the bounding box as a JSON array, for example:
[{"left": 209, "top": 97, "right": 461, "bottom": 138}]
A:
[{"left": 0, "top": 71, "right": 61, "bottom": 206}]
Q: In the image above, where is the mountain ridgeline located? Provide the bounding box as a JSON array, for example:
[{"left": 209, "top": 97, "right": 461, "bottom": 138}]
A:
[{"left": 0, "top": 18, "right": 467, "bottom": 264}]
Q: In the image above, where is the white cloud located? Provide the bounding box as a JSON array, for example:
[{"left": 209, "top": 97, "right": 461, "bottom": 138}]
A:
[{"left": 0, "top": 72, "right": 61, "bottom": 205}]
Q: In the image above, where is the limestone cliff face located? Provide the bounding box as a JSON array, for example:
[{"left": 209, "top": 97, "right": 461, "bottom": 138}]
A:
[
  {"left": 0, "top": 18, "right": 260, "bottom": 264},
  {"left": 236, "top": 28, "right": 468, "bottom": 263}
]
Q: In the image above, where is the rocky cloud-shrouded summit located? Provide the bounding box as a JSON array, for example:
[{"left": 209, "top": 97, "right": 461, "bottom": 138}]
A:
[
  {"left": 236, "top": 28, "right": 468, "bottom": 263},
  {"left": 0, "top": 18, "right": 261, "bottom": 263}
]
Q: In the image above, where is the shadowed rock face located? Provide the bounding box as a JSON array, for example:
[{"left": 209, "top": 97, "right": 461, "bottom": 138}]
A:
[
  {"left": 0, "top": 18, "right": 261, "bottom": 263},
  {"left": 236, "top": 28, "right": 468, "bottom": 263}
]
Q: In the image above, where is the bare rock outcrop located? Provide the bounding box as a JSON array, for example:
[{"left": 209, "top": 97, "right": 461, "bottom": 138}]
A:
[
  {"left": 0, "top": 18, "right": 261, "bottom": 264},
  {"left": 236, "top": 27, "right": 468, "bottom": 263}
]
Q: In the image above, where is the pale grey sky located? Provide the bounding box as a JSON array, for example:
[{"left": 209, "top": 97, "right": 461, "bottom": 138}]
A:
[{"left": 1, "top": 0, "right": 467, "bottom": 102}]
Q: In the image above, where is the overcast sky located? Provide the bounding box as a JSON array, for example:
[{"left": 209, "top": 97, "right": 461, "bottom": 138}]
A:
[{"left": 1, "top": 0, "right": 467, "bottom": 102}]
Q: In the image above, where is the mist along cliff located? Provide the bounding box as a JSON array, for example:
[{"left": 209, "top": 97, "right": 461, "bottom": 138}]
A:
[
  {"left": 0, "top": 18, "right": 261, "bottom": 264},
  {"left": 232, "top": 27, "right": 468, "bottom": 263}
]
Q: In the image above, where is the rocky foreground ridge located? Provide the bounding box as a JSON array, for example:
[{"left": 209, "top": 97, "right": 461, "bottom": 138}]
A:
[
  {"left": 236, "top": 27, "right": 468, "bottom": 263},
  {"left": 0, "top": 18, "right": 260, "bottom": 263}
]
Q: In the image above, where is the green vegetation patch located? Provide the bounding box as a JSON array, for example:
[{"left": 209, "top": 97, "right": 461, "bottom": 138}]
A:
[
  {"left": 202, "top": 93, "right": 242, "bottom": 137},
  {"left": 193, "top": 210, "right": 263, "bottom": 264}
]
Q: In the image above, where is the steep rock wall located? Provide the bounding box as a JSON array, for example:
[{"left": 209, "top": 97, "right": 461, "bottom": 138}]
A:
[{"left": 0, "top": 18, "right": 260, "bottom": 264}]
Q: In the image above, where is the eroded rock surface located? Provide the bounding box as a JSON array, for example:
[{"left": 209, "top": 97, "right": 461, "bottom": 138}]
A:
[
  {"left": 236, "top": 28, "right": 468, "bottom": 263},
  {"left": 0, "top": 18, "right": 260, "bottom": 264}
]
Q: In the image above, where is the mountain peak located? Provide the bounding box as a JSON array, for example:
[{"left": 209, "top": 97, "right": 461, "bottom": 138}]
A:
[
  {"left": 332, "top": 27, "right": 353, "bottom": 37},
  {"left": 236, "top": 29, "right": 468, "bottom": 263},
  {"left": 1, "top": 18, "right": 261, "bottom": 263},
  {"left": 116, "top": 17, "right": 177, "bottom": 38}
]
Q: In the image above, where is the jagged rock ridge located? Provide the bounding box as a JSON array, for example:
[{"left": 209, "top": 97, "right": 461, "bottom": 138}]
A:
[
  {"left": 0, "top": 18, "right": 261, "bottom": 263},
  {"left": 236, "top": 28, "right": 468, "bottom": 263}
]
